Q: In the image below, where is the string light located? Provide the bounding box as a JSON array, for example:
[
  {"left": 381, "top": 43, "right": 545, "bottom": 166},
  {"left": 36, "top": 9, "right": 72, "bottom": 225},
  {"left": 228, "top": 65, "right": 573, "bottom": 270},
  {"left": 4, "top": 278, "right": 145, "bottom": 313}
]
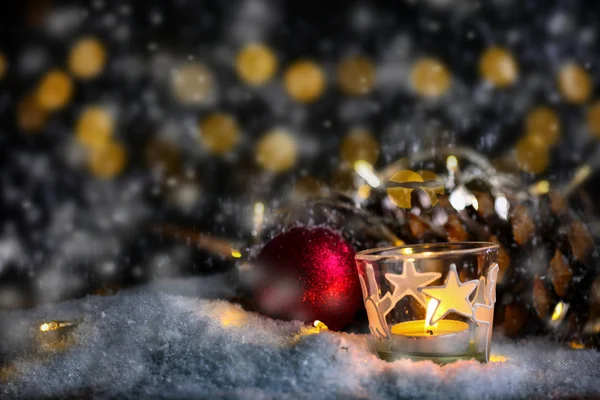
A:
[
  {"left": 557, "top": 62, "right": 592, "bottom": 104},
  {"left": 256, "top": 129, "right": 298, "bottom": 173},
  {"left": 39, "top": 320, "right": 79, "bottom": 332},
  {"left": 283, "top": 60, "right": 326, "bottom": 103},
  {"left": 236, "top": 43, "right": 278, "bottom": 86},
  {"left": 230, "top": 250, "right": 242, "bottom": 259},
  {"left": 171, "top": 62, "right": 214, "bottom": 105},
  {"left": 340, "top": 128, "right": 379, "bottom": 166},
  {"left": 337, "top": 55, "right": 376, "bottom": 96},
  {"left": 479, "top": 46, "right": 518, "bottom": 88},
  {"left": 75, "top": 106, "right": 114, "bottom": 150},
  {"left": 354, "top": 160, "right": 381, "bottom": 188},
  {"left": 410, "top": 57, "right": 451, "bottom": 99},
  {"left": 252, "top": 202, "right": 265, "bottom": 237},
  {"left": 550, "top": 301, "right": 569, "bottom": 324},
  {"left": 68, "top": 37, "right": 107, "bottom": 79},
  {"left": 198, "top": 112, "right": 240, "bottom": 155},
  {"left": 36, "top": 69, "right": 74, "bottom": 111}
]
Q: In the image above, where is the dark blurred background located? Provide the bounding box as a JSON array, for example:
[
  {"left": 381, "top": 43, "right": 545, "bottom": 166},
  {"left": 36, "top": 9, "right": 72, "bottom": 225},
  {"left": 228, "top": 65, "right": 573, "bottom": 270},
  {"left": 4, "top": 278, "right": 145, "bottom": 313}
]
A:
[{"left": 1, "top": 0, "right": 600, "bottom": 312}]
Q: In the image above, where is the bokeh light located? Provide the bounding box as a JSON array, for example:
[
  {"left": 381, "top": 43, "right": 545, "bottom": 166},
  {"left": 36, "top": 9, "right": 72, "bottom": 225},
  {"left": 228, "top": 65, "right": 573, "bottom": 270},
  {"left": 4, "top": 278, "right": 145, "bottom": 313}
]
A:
[
  {"left": 557, "top": 62, "right": 592, "bottom": 104},
  {"left": 36, "top": 69, "right": 73, "bottom": 111},
  {"left": 410, "top": 57, "right": 451, "bottom": 99},
  {"left": 68, "top": 37, "right": 107, "bottom": 79},
  {"left": 283, "top": 60, "right": 326, "bottom": 103},
  {"left": 171, "top": 62, "right": 215, "bottom": 106},
  {"left": 337, "top": 55, "right": 376, "bottom": 96},
  {"left": 198, "top": 112, "right": 241, "bottom": 155},
  {"left": 479, "top": 46, "right": 518, "bottom": 88},
  {"left": 256, "top": 129, "right": 298, "bottom": 173},
  {"left": 236, "top": 43, "right": 278, "bottom": 86}
]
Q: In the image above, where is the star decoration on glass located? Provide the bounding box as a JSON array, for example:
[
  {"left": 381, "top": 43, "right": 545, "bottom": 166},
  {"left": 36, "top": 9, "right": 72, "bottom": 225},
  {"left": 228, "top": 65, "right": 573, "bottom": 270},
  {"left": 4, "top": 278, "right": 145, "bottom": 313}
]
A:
[
  {"left": 419, "top": 264, "right": 479, "bottom": 324},
  {"left": 385, "top": 260, "right": 442, "bottom": 309}
]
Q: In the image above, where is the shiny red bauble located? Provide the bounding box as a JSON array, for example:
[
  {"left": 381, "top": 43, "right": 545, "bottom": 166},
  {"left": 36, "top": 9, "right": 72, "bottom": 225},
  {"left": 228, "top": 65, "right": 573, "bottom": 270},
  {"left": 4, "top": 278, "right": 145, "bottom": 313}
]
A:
[{"left": 249, "top": 226, "right": 362, "bottom": 330}]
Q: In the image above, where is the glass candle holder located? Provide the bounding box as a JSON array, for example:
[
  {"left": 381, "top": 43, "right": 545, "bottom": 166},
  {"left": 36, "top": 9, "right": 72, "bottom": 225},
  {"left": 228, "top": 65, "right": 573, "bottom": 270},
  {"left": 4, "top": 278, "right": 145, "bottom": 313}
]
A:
[{"left": 355, "top": 242, "right": 499, "bottom": 363}]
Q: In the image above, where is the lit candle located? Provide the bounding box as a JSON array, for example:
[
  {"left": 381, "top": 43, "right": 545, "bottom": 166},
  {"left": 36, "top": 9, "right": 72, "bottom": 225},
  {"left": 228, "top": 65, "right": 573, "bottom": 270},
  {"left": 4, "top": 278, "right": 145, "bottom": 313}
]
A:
[{"left": 386, "top": 300, "right": 471, "bottom": 356}]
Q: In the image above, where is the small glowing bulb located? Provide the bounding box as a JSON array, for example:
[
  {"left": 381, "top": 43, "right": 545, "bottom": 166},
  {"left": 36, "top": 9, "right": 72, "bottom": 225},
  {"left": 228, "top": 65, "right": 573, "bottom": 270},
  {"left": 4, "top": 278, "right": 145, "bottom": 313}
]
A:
[
  {"left": 494, "top": 196, "right": 510, "bottom": 220},
  {"left": 40, "top": 323, "right": 50, "bottom": 332},
  {"left": 252, "top": 202, "right": 265, "bottom": 237},
  {"left": 489, "top": 355, "right": 508, "bottom": 363},
  {"left": 313, "top": 320, "right": 329, "bottom": 331},
  {"left": 230, "top": 250, "right": 242, "bottom": 259},
  {"left": 402, "top": 247, "right": 414, "bottom": 255},
  {"left": 357, "top": 184, "right": 372, "bottom": 199},
  {"left": 551, "top": 301, "right": 569, "bottom": 322},
  {"left": 353, "top": 160, "right": 381, "bottom": 188},
  {"left": 446, "top": 155, "right": 458, "bottom": 171}
]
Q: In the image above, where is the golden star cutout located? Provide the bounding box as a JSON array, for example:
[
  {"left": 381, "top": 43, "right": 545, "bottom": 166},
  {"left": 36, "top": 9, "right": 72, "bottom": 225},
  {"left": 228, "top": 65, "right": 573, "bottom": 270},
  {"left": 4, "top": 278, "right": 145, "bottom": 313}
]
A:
[
  {"left": 385, "top": 260, "right": 442, "bottom": 309},
  {"left": 420, "top": 264, "right": 478, "bottom": 324}
]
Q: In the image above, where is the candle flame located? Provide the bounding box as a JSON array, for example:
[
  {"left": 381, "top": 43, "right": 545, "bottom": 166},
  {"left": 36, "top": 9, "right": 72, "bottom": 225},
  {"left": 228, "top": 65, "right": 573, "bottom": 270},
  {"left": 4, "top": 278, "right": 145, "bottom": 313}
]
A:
[{"left": 425, "top": 299, "right": 439, "bottom": 333}]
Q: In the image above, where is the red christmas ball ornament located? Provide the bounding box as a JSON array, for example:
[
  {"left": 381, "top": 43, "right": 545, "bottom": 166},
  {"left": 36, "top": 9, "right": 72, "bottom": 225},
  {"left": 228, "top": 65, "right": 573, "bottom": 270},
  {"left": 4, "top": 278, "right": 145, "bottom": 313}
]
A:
[{"left": 249, "top": 226, "right": 362, "bottom": 330}]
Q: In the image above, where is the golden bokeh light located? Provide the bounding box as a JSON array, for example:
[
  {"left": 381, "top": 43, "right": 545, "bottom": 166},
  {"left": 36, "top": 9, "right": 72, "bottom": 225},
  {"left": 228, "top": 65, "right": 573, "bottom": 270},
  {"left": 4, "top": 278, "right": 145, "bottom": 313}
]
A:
[
  {"left": 36, "top": 69, "right": 74, "bottom": 111},
  {"left": 256, "top": 129, "right": 298, "bottom": 173},
  {"left": 68, "top": 37, "right": 107, "bottom": 79},
  {"left": 340, "top": 128, "right": 379, "bottom": 166},
  {"left": 337, "top": 55, "right": 376, "bottom": 96},
  {"left": 144, "top": 138, "right": 182, "bottom": 177},
  {"left": 88, "top": 140, "right": 127, "bottom": 179},
  {"left": 17, "top": 94, "right": 48, "bottom": 133},
  {"left": 236, "top": 43, "right": 278, "bottom": 86},
  {"left": 585, "top": 101, "right": 600, "bottom": 139},
  {"left": 410, "top": 57, "right": 451, "bottom": 99},
  {"left": 479, "top": 46, "right": 518, "bottom": 88},
  {"left": 515, "top": 135, "right": 550, "bottom": 174},
  {"left": 171, "top": 62, "right": 214, "bottom": 105},
  {"left": 198, "top": 112, "right": 240, "bottom": 155},
  {"left": 525, "top": 106, "right": 561, "bottom": 146},
  {"left": 283, "top": 60, "right": 326, "bottom": 103},
  {"left": 557, "top": 63, "right": 592, "bottom": 104},
  {"left": 0, "top": 51, "right": 7, "bottom": 80},
  {"left": 75, "top": 106, "right": 114, "bottom": 150}
]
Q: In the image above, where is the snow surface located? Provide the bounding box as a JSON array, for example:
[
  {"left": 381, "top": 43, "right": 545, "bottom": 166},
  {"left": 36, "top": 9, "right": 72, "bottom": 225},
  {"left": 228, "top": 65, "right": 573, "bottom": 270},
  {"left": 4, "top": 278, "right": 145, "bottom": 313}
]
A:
[{"left": 1, "top": 275, "right": 599, "bottom": 399}]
